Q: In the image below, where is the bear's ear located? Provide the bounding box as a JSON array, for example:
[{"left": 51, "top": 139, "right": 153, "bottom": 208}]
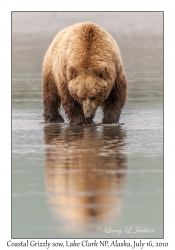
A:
[
  {"left": 67, "top": 66, "right": 77, "bottom": 80},
  {"left": 96, "top": 64, "right": 108, "bottom": 79}
]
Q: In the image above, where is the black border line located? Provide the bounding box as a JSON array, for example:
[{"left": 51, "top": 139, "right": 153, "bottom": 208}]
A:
[{"left": 11, "top": 11, "right": 164, "bottom": 240}]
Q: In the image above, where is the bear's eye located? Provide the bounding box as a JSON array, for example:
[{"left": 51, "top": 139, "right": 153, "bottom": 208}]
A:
[
  {"left": 90, "top": 96, "right": 96, "bottom": 101},
  {"left": 72, "top": 94, "right": 77, "bottom": 100},
  {"left": 99, "top": 72, "right": 104, "bottom": 78}
]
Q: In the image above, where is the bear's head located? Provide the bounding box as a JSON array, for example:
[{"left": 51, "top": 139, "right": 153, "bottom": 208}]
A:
[{"left": 67, "top": 62, "right": 115, "bottom": 121}]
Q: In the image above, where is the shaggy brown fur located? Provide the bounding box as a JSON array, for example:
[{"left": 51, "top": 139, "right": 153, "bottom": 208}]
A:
[{"left": 43, "top": 22, "right": 127, "bottom": 124}]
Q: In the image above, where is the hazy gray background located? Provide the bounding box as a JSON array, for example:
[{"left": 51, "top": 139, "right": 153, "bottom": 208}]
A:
[
  {"left": 12, "top": 12, "right": 163, "bottom": 239},
  {"left": 12, "top": 12, "right": 162, "bottom": 37}
]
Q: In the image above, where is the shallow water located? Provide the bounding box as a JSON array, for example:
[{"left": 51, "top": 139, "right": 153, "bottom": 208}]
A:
[{"left": 12, "top": 12, "right": 163, "bottom": 238}]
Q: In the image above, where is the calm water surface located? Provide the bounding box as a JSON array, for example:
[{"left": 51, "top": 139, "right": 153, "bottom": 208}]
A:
[{"left": 12, "top": 12, "right": 163, "bottom": 238}]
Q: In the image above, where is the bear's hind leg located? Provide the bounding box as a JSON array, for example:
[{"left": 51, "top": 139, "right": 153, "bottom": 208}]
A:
[{"left": 43, "top": 72, "right": 64, "bottom": 123}]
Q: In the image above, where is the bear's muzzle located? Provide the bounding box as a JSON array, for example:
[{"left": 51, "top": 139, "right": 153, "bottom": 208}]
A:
[{"left": 83, "top": 100, "right": 96, "bottom": 119}]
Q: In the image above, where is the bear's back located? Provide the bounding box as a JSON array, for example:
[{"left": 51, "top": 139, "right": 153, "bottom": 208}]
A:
[{"left": 49, "top": 22, "right": 119, "bottom": 56}]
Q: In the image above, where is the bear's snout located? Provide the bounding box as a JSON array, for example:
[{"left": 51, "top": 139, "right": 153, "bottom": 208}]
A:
[
  {"left": 85, "top": 114, "right": 93, "bottom": 119},
  {"left": 83, "top": 100, "right": 96, "bottom": 118}
]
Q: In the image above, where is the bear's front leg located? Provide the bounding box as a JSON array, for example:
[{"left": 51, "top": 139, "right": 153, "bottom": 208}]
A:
[
  {"left": 102, "top": 101, "right": 121, "bottom": 124},
  {"left": 69, "top": 109, "right": 86, "bottom": 125},
  {"left": 61, "top": 94, "right": 86, "bottom": 125},
  {"left": 102, "top": 84, "right": 126, "bottom": 124}
]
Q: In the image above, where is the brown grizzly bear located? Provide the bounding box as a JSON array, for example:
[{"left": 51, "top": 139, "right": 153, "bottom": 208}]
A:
[{"left": 42, "top": 22, "right": 127, "bottom": 125}]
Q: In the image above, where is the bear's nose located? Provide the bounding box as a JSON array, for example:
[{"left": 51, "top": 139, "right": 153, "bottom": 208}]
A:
[{"left": 85, "top": 114, "right": 93, "bottom": 119}]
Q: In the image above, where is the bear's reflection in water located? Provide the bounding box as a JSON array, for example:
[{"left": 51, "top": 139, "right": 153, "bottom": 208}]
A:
[{"left": 43, "top": 124, "right": 128, "bottom": 232}]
